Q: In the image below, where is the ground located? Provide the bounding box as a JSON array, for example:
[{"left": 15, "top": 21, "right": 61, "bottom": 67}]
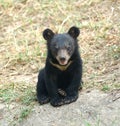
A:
[
  {"left": 22, "top": 89, "right": 120, "bottom": 126},
  {"left": 0, "top": 0, "right": 120, "bottom": 126},
  {"left": 1, "top": 89, "right": 120, "bottom": 126}
]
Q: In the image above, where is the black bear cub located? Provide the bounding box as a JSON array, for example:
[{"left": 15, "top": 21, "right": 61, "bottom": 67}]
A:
[{"left": 37, "top": 26, "right": 82, "bottom": 107}]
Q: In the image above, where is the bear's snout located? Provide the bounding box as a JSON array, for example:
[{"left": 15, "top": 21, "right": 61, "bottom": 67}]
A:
[
  {"left": 58, "top": 56, "right": 68, "bottom": 65},
  {"left": 56, "top": 49, "right": 70, "bottom": 65}
]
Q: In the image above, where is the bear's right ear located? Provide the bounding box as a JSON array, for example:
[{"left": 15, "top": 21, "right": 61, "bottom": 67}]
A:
[
  {"left": 43, "top": 29, "right": 54, "bottom": 40},
  {"left": 68, "top": 26, "right": 80, "bottom": 39}
]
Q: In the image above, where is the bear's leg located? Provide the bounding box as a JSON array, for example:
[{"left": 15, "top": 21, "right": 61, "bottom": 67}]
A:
[
  {"left": 64, "top": 91, "right": 78, "bottom": 104},
  {"left": 44, "top": 79, "right": 64, "bottom": 107},
  {"left": 64, "top": 71, "right": 82, "bottom": 104},
  {"left": 50, "top": 95, "right": 65, "bottom": 107},
  {"left": 37, "top": 69, "right": 50, "bottom": 104},
  {"left": 45, "top": 84, "right": 65, "bottom": 107}
]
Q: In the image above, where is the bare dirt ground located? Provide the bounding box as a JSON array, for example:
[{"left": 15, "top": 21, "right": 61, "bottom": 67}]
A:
[
  {"left": 21, "top": 89, "right": 120, "bottom": 126},
  {"left": 1, "top": 89, "right": 120, "bottom": 126},
  {"left": 0, "top": 0, "right": 120, "bottom": 126}
]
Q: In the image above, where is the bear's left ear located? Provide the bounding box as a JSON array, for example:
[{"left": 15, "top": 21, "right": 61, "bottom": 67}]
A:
[
  {"left": 68, "top": 26, "right": 80, "bottom": 39},
  {"left": 43, "top": 29, "right": 55, "bottom": 41}
]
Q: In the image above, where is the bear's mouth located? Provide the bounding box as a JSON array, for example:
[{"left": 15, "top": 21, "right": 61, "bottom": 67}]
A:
[
  {"left": 59, "top": 61, "right": 67, "bottom": 65},
  {"left": 59, "top": 58, "right": 68, "bottom": 66}
]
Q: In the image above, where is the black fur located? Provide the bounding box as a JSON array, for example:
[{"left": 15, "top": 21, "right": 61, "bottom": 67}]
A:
[{"left": 37, "top": 26, "right": 82, "bottom": 107}]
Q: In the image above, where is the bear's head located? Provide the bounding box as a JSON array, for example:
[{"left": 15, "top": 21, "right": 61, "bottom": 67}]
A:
[{"left": 43, "top": 26, "right": 80, "bottom": 66}]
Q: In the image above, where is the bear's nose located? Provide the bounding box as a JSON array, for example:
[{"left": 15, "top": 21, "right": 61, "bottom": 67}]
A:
[{"left": 59, "top": 57, "right": 66, "bottom": 62}]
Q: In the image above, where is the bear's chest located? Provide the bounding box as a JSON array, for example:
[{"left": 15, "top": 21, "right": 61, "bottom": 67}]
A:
[{"left": 57, "top": 72, "right": 72, "bottom": 89}]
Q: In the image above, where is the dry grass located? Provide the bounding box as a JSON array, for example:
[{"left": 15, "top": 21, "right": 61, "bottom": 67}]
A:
[{"left": 0, "top": 0, "right": 120, "bottom": 104}]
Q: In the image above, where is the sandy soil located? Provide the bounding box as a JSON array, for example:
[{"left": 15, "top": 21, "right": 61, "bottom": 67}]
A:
[
  {"left": 1, "top": 89, "right": 120, "bottom": 126},
  {"left": 21, "top": 89, "right": 120, "bottom": 126}
]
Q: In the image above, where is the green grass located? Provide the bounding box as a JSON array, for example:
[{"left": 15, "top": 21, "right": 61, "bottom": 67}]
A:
[
  {"left": 108, "top": 45, "right": 120, "bottom": 60},
  {"left": 10, "top": 106, "right": 33, "bottom": 125},
  {"left": 0, "top": 83, "right": 36, "bottom": 105},
  {"left": 19, "top": 106, "right": 32, "bottom": 122},
  {"left": 84, "top": 122, "right": 92, "bottom": 126},
  {"left": 20, "top": 87, "right": 36, "bottom": 106},
  {"left": 0, "top": 83, "right": 35, "bottom": 125},
  {"left": 101, "top": 85, "right": 110, "bottom": 92},
  {"left": 0, "top": 83, "right": 18, "bottom": 103}
]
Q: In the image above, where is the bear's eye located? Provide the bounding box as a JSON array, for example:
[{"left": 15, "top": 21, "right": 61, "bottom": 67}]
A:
[
  {"left": 67, "top": 46, "right": 71, "bottom": 52},
  {"left": 53, "top": 44, "right": 59, "bottom": 51},
  {"left": 53, "top": 43, "right": 58, "bottom": 50}
]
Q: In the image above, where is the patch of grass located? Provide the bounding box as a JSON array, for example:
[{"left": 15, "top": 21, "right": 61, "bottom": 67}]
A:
[
  {"left": 17, "top": 52, "right": 30, "bottom": 63},
  {"left": 83, "top": 115, "right": 101, "bottom": 126},
  {"left": 0, "top": 83, "right": 19, "bottom": 103},
  {"left": 0, "top": 0, "right": 13, "bottom": 8},
  {"left": 0, "top": 83, "right": 35, "bottom": 125},
  {"left": 84, "top": 121, "right": 92, "bottom": 126},
  {"left": 114, "top": 83, "right": 120, "bottom": 89},
  {"left": 108, "top": 45, "right": 120, "bottom": 60},
  {"left": 101, "top": 85, "right": 110, "bottom": 92},
  {"left": 0, "top": 83, "right": 36, "bottom": 105},
  {"left": 101, "top": 83, "right": 120, "bottom": 92},
  {"left": 20, "top": 87, "right": 36, "bottom": 106},
  {"left": 19, "top": 106, "right": 32, "bottom": 122}
]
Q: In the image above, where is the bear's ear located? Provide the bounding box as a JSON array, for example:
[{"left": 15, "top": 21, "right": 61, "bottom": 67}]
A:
[
  {"left": 68, "top": 26, "right": 80, "bottom": 39},
  {"left": 43, "top": 29, "right": 54, "bottom": 40}
]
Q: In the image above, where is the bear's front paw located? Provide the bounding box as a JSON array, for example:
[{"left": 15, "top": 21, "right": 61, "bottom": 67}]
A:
[
  {"left": 50, "top": 97, "right": 64, "bottom": 107},
  {"left": 64, "top": 95, "right": 78, "bottom": 104},
  {"left": 37, "top": 95, "right": 50, "bottom": 105}
]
